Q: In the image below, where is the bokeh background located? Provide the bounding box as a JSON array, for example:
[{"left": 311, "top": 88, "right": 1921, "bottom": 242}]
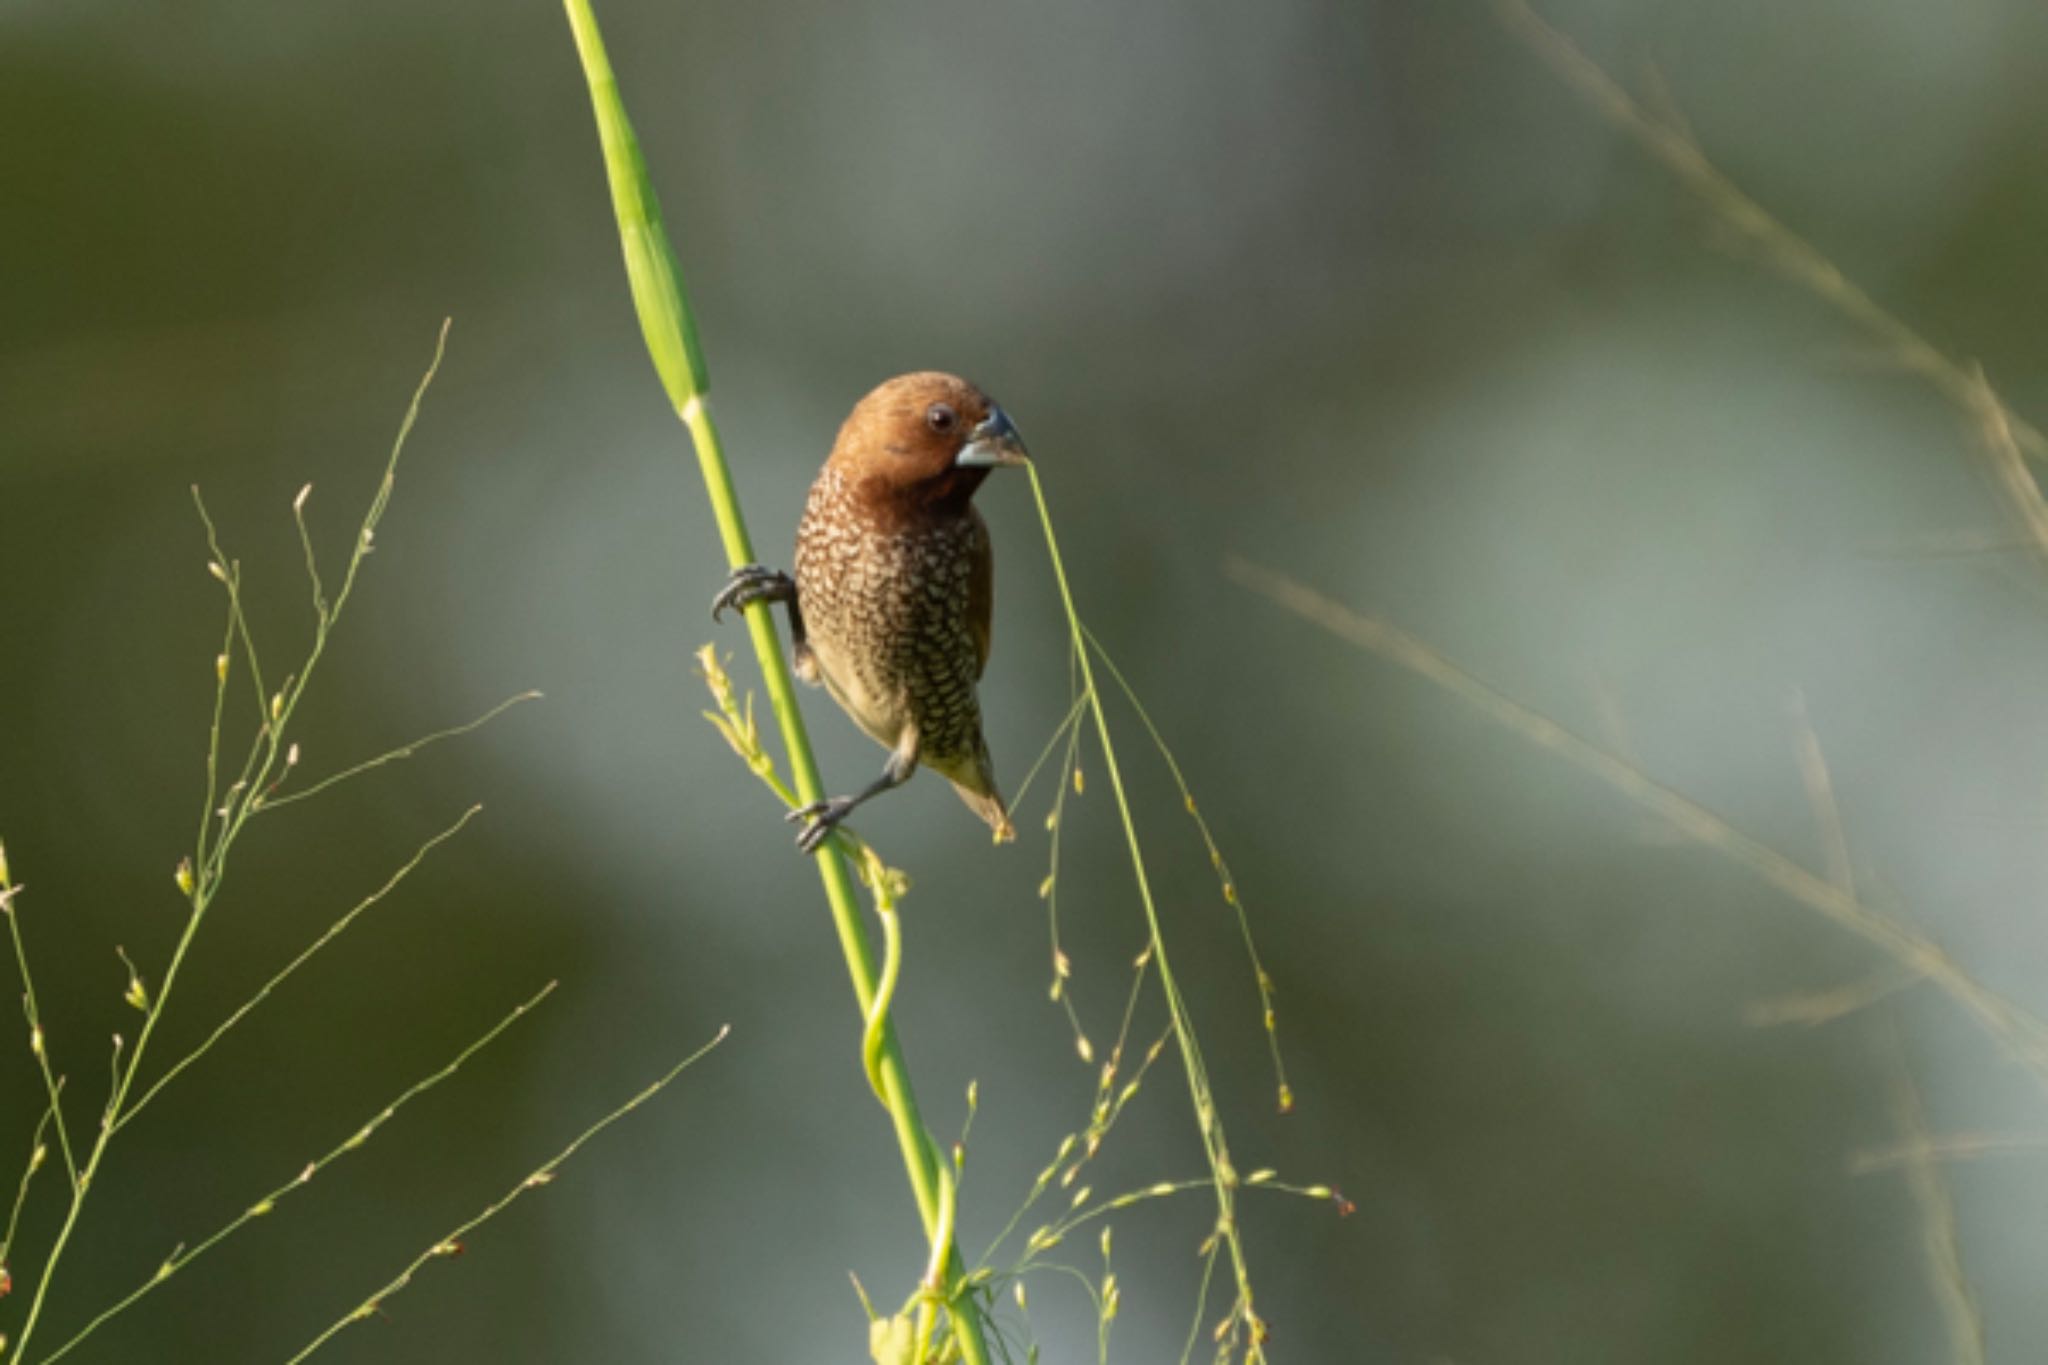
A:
[{"left": 8, "top": 0, "right": 2048, "bottom": 1359}]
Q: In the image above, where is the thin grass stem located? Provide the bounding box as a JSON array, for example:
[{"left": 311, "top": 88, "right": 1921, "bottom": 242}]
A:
[
  {"left": 260, "top": 695, "right": 541, "bottom": 812},
  {"left": 285, "top": 1023, "right": 730, "bottom": 1363},
  {"left": 1023, "top": 464, "right": 1268, "bottom": 1358},
  {"left": 1496, "top": 0, "right": 2048, "bottom": 549},
  {"left": 4, "top": 327, "right": 450, "bottom": 1365},
  {"left": 41, "top": 984, "right": 559, "bottom": 1364},
  {"left": 1881, "top": 1027, "right": 1985, "bottom": 1365},
  {"left": 0, "top": 871, "right": 75, "bottom": 1191},
  {"left": 1227, "top": 556, "right": 2048, "bottom": 1091},
  {"left": 1080, "top": 628, "right": 1292, "bottom": 1112},
  {"left": 117, "top": 806, "right": 485, "bottom": 1135},
  {"left": 1, "top": 1091, "right": 61, "bottom": 1276}
]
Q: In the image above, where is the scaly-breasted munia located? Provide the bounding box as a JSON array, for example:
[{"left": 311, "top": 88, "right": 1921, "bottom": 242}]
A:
[{"left": 713, "top": 372, "right": 1029, "bottom": 853}]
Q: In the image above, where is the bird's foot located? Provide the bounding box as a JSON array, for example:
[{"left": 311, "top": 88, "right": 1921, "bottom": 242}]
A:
[
  {"left": 711, "top": 564, "right": 796, "bottom": 622},
  {"left": 786, "top": 795, "right": 857, "bottom": 854}
]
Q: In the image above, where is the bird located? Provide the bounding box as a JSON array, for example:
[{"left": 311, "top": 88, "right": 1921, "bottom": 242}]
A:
[{"left": 712, "top": 371, "right": 1030, "bottom": 854}]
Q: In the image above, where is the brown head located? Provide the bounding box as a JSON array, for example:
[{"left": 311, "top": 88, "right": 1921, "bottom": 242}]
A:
[{"left": 826, "top": 372, "right": 1029, "bottom": 521}]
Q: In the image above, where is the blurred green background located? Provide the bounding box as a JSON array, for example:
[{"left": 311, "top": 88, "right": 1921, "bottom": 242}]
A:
[{"left": 8, "top": 0, "right": 2048, "bottom": 1359}]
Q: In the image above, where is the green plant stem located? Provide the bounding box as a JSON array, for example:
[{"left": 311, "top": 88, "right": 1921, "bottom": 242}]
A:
[
  {"left": 1024, "top": 464, "right": 1265, "bottom": 1359},
  {"left": 40, "top": 984, "right": 560, "bottom": 1364},
  {"left": 260, "top": 692, "right": 541, "bottom": 811},
  {"left": 671, "top": 227, "right": 991, "bottom": 1365},
  {"left": 115, "top": 807, "right": 486, "bottom": 1135},
  {"left": 1, "top": 1090, "right": 59, "bottom": 1270},
  {"left": 287, "top": 1023, "right": 731, "bottom": 1364},
  {"left": 6, "top": 328, "right": 449, "bottom": 1365},
  {"left": 1, "top": 880, "right": 73, "bottom": 1192},
  {"left": 560, "top": 4, "right": 989, "bottom": 1356},
  {"left": 9, "top": 871, "right": 226, "bottom": 1363},
  {"left": 1080, "top": 627, "right": 1291, "bottom": 1111}
]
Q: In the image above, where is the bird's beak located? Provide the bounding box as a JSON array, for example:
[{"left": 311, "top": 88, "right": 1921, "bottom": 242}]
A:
[{"left": 954, "top": 406, "right": 1030, "bottom": 469}]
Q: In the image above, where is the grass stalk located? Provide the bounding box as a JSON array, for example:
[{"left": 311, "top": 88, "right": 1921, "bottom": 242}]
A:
[
  {"left": 1496, "top": 0, "right": 2048, "bottom": 554},
  {"left": 1023, "top": 467, "right": 1269, "bottom": 1359},
  {"left": 5, "top": 320, "right": 698, "bottom": 1362},
  {"left": 1850, "top": 1133, "right": 2048, "bottom": 1174},
  {"left": 114, "top": 806, "right": 486, "bottom": 1135},
  {"left": 558, "top": 4, "right": 989, "bottom": 1356},
  {"left": 3, "top": 328, "right": 458, "bottom": 1364},
  {"left": 286, "top": 1023, "right": 731, "bottom": 1363},
  {"left": 0, "top": 1094, "right": 59, "bottom": 1284},
  {"left": 1226, "top": 557, "right": 2048, "bottom": 1090},
  {"left": 0, "top": 868, "right": 74, "bottom": 1193},
  {"left": 1080, "top": 627, "right": 1291, "bottom": 1113},
  {"left": 38, "top": 984, "right": 561, "bottom": 1363},
  {"left": 1881, "top": 1029, "right": 1985, "bottom": 1365},
  {"left": 260, "top": 692, "right": 541, "bottom": 812}
]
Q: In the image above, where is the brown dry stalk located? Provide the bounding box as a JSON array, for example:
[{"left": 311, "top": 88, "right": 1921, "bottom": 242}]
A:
[
  {"left": 1851, "top": 1131, "right": 2048, "bottom": 1175},
  {"left": 1786, "top": 689, "right": 1855, "bottom": 902},
  {"left": 1744, "top": 968, "right": 1920, "bottom": 1029},
  {"left": 1225, "top": 555, "right": 2048, "bottom": 1091},
  {"left": 1495, "top": 0, "right": 2048, "bottom": 561},
  {"left": 1883, "top": 1039, "right": 1987, "bottom": 1365}
]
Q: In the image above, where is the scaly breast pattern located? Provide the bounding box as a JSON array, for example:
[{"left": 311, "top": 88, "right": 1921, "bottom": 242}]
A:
[{"left": 794, "top": 468, "right": 986, "bottom": 765}]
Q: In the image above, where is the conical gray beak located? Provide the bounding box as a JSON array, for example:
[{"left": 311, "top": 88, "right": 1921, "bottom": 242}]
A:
[{"left": 954, "top": 406, "right": 1030, "bottom": 469}]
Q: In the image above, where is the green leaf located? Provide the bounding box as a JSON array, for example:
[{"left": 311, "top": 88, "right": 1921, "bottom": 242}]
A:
[{"left": 562, "top": 0, "right": 709, "bottom": 412}]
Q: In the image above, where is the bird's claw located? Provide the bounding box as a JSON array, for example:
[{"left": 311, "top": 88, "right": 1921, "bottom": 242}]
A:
[
  {"left": 787, "top": 796, "right": 855, "bottom": 854},
  {"left": 711, "top": 564, "right": 795, "bottom": 622}
]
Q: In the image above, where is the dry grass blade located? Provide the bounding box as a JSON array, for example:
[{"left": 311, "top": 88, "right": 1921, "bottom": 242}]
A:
[
  {"left": 1786, "top": 691, "right": 1854, "bottom": 901},
  {"left": 1500, "top": 0, "right": 2048, "bottom": 623},
  {"left": 286, "top": 1023, "right": 731, "bottom": 1363},
  {"left": 1850, "top": 1132, "right": 2048, "bottom": 1176},
  {"left": 1745, "top": 968, "right": 1921, "bottom": 1029},
  {"left": 1494, "top": 1, "right": 2048, "bottom": 465},
  {"left": 1964, "top": 364, "right": 2048, "bottom": 567},
  {"left": 1877, "top": 1035, "right": 1985, "bottom": 1365},
  {"left": 1225, "top": 556, "right": 2048, "bottom": 1092}
]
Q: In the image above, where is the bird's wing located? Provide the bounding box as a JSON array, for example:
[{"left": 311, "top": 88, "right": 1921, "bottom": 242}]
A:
[{"left": 968, "top": 509, "right": 993, "bottom": 678}]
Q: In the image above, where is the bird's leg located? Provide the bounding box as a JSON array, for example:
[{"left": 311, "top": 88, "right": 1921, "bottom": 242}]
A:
[
  {"left": 787, "top": 732, "right": 918, "bottom": 854},
  {"left": 712, "top": 562, "right": 811, "bottom": 664},
  {"left": 711, "top": 563, "right": 795, "bottom": 621}
]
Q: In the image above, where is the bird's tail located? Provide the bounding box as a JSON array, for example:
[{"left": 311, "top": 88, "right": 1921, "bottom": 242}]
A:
[
  {"left": 937, "top": 745, "right": 1015, "bottom": 844},
  {"left": 951, "top": 780, "right": 1015, "bottom": 844}
]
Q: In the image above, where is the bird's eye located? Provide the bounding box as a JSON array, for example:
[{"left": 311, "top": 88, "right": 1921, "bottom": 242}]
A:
[{"left": 926, "top": 404, "right": 958, "bottom": 434}]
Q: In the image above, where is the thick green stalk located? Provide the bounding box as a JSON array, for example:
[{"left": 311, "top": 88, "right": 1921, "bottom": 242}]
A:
[{"left": 560, "top": 4, "right": 989, "bottom": 1358}]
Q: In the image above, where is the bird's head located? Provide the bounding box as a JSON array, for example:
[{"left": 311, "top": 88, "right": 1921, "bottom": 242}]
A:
[{"left": 829, "top": 371, "right": 1029, "bottom": 514}]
